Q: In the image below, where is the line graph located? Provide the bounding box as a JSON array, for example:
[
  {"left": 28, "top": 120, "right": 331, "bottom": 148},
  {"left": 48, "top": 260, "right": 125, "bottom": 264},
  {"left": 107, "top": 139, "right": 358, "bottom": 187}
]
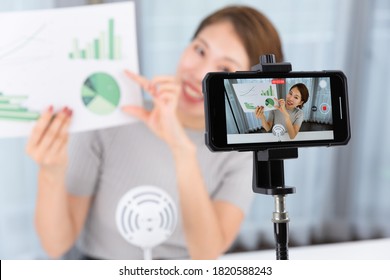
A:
[
  {"left": 238, "top": 85, "right": 256, "bottom": 96},
  {"left": 0, "top": 24, "right": 46, "bottom": 61}
]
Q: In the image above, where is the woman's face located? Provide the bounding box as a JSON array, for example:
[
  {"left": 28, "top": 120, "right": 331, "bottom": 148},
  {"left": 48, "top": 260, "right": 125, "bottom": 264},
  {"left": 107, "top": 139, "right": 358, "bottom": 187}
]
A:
[
  {"left": 286, "top": 87, "right": 303, "bottom": 110},
  {"left": 176, "top": 21, "right": 250, "bottom": 125}
]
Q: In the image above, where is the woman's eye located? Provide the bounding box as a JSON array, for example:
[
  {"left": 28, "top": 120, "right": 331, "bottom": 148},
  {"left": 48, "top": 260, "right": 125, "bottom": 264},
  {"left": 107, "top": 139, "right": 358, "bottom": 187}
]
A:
[
  {"left": 195, "top": 46, "right": 205, "bottom": 56},
  {"left": 218, "top": 64, "right": 235, "bottom": 72},
  {"left": 218, "top": 66, "right": 231, "bottom": 72}
]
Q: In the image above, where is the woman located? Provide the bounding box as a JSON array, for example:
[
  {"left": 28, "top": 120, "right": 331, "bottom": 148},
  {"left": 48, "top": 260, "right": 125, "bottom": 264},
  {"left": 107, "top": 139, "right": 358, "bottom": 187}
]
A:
[
  {"left": 26, "top": 6, "right": 283, "bottom": 259},
  {"left": 255, "top": 83, "right": 309, "bottom": 139}
]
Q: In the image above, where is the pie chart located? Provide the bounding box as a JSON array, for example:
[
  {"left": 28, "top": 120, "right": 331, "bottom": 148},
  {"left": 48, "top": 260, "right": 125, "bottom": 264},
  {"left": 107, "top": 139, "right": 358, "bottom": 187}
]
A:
[
  {"left": 265, "top": 98, "right": 274, "bottom": 108},
  {"left": 81, "top": 72, "right": 120, "bottom": 115}
]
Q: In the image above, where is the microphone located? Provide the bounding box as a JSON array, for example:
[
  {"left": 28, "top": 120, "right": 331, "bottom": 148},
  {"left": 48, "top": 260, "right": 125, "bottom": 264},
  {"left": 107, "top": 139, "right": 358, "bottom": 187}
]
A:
[
  {"left": 115, "top": 185, "right": 177, "bottom": 260},
  {"left": 272, "top": 124, "right": 286, "bottom": 141}
]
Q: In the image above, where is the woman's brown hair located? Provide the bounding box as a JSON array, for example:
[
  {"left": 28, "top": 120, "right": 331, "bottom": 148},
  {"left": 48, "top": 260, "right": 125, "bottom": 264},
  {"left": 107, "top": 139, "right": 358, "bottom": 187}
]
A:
[{"left": 192, "top": 5, "right": 284, "bottom": 67}]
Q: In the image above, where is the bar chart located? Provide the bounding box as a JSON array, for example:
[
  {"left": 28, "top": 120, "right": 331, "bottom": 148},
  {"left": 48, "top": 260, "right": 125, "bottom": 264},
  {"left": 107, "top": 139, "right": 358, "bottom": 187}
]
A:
[
  {"left": 260, "top": 85, "right": 273, "bottom": 96},
  {"left": 68, "top": 18, "right": 122, "bottom": 60},
  {"left": 0, "top": 93, "right": 40, "bottom": 121},
  {"left": 244, "top": 102, "right": 256, "bottom": 110}
]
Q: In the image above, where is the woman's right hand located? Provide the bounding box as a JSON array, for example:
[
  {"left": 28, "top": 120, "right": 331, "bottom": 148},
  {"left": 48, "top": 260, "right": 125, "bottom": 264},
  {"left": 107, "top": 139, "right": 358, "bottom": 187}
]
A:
[
  {"left": 255, "top": 106, "right": 265, "bottom": 120},
  {"left": 26, "top": 106, "right": 73, "bottom": 179}
]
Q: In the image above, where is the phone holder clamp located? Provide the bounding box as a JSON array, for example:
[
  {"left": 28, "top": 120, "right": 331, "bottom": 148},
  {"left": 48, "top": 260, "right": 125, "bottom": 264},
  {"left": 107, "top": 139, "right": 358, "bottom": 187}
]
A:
[{"left": 251, "top": 54, "right": 292, "bottom": 73}]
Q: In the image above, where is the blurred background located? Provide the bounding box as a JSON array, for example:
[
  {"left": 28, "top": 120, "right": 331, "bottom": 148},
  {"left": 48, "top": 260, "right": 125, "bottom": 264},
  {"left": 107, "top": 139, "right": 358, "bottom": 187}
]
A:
[{"left": 0, "top": 0, "right": 389, "bottom": 259}]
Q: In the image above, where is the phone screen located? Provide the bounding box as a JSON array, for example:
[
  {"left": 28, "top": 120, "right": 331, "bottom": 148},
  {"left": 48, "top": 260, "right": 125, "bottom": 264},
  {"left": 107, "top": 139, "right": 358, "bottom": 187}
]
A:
[
  {"left": 203, "top": 71, "right": 350, "bottom": 151},
  {"left": 224, "top": 77, "right": 334, "bottom": 144}
]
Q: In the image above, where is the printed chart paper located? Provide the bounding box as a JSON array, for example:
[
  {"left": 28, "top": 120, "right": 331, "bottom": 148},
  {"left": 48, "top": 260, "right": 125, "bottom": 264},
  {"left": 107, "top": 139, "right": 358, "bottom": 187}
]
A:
[
  {"left": 0, "top": 2, "right": 142, "bottom": 138},
  {"left": 232, "top": 83, "right": 278, "bottom": 113}
]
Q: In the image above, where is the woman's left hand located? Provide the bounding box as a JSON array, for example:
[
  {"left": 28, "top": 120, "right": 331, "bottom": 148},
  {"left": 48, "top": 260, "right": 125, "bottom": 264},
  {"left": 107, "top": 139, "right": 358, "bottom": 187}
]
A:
[{"left": 122, "top": 70, "right": 190, "bottom": 151}]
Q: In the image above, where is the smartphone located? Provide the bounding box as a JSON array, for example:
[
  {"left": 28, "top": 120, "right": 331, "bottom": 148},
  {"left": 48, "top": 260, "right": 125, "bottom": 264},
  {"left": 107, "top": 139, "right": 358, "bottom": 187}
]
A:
[{"left": 203, "top": 71, "right": 350, "bottom": 151}]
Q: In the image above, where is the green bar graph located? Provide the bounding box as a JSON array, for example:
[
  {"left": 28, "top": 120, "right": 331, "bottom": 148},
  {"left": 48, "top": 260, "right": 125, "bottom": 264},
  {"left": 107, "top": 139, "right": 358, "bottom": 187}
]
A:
[
  {"left": 0, "top": 93, "right": 40, "bottom": 121},
  {"left": 109, "top": 18, "right": 115, "bottom": 60},
  {"left": 260, "top": 85, "right": 273, "bottom": 96},
  {"left": 94, "top": 39, "right": 99, "bottom": 59},
  {"left": 68, "top": 18, "right": 121, "bottom": 61}
]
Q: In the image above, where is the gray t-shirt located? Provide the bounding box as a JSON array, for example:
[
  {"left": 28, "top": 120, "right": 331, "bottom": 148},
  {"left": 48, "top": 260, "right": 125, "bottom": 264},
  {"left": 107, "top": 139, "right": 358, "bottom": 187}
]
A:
[
  {"left": 66, "top": 122, "right": 253, "bottom": 259},
  {"left": 268, "top": 107, "right": 304, "bottom": 129}
]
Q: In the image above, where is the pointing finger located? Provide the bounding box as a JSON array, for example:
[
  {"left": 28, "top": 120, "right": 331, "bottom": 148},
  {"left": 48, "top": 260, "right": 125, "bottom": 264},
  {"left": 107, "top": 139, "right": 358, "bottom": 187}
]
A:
[{"left": 124, "top": 69, "right": 153, "bottom": 92}]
